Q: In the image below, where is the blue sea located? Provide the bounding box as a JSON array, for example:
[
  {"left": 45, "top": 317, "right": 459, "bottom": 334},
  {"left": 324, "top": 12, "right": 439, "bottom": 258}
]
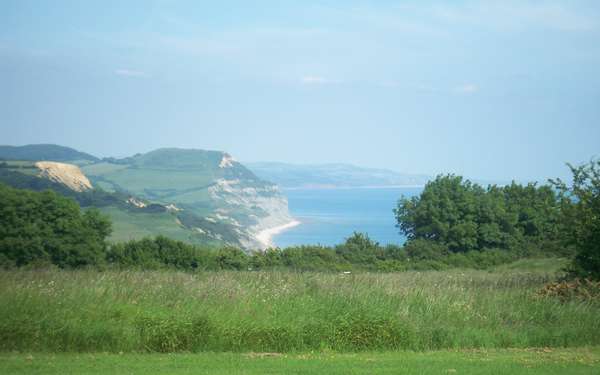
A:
[{"left": 273, "top": 187, "right": 423, "bottom": 248}]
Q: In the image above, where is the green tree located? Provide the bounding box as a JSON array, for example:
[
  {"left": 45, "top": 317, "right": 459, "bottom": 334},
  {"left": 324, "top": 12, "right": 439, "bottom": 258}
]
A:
[
  {"left": 551, "top": 160, "right": 600, "bottom": 279},
  {"left": 395, "top": 175, "right": 560, "bottom": 254},
  {"left": 394, "top": 175, "right": 484, "bottom": 252},
  {"left": 0, "top": 184, "right": 112, "bottom": 267}
]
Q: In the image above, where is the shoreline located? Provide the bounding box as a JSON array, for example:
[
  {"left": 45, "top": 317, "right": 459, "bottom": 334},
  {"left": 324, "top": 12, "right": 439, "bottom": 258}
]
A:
[
  {"left": 281, "top": 185, "right": 425, "bottom": 191},
  {"left": 255, "top": 220, "right": 301, "bottom": 249}
]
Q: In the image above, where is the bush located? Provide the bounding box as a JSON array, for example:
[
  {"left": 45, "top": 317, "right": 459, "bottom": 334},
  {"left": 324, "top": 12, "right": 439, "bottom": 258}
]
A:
[
  {"left": 107, "top": 236, "right": 215, "bottom": 270},
  {"left": 335, "top": 232, "right": 384, "bottom": 267}
]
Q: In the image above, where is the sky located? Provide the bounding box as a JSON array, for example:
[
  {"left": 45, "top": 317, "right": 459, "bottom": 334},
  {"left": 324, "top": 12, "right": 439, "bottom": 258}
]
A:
[{"left": 1, "top": 0, "right": 599, "bottom": 182}]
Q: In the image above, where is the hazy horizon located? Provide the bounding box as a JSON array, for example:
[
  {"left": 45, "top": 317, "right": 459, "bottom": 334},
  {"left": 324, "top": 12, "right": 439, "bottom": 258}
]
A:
[{"left": 2, "top": 0, "right": 599, "bottom": 182}]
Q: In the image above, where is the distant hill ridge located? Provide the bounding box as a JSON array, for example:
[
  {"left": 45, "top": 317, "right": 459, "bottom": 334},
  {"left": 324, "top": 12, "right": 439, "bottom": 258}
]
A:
[
  {"left": 246, "top": 161, "right": 431, "bottom": 188},
  {"left": 0, "top": 144, "right": 98, "bottom": 163}
]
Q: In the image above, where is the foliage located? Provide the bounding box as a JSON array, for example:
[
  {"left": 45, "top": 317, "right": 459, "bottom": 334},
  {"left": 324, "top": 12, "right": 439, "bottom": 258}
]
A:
[
  {"left": 0, "top": 183, "right": 111, "bottom": 268},
  {"left": 551, "top": 160, "right": 600, "bottom": 280},
  {"left": 107, "top": 236, "right": 206, "bottom": 270},
  {"left": 215, "top": 247, "right": 249, "bottom": 270},
  {"left": 394, "top": 175, "right": 563, "bottom": 254},
  {"left": 334, "top": 232, "right": 384, "bottom": 266}
]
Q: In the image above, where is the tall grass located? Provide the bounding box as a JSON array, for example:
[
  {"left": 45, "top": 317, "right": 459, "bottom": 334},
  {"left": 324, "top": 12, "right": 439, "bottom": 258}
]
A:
[{"left": 1, "top": 261, "right": 599, "bottom": 353}]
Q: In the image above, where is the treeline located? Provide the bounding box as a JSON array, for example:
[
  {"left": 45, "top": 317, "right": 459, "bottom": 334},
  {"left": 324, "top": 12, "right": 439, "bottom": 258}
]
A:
[
  {"left": 395, "top": 160, "right": 599, "bottom": 279},
  {"left": 105, "top": 232, "right": 530, "bottom": 272}
]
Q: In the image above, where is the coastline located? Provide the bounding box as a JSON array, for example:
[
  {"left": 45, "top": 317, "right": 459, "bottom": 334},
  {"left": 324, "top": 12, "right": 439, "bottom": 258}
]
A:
[
  {"left": 281, "top": 184, "right": 425, "bottom": 191},
  {"left": 255, "top": 220, "right": 301, "bottom": 249}
]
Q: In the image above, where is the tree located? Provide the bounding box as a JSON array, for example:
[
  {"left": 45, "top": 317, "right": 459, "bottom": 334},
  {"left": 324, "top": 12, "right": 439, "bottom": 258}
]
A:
[
  {"left": 395, "top": 174, "right": 561, "bottom": 254},
  {"left": 394, "top": 175, "right": 485, "bottom": 252},
  {"left": 0, "top": 184, "right": 112, "bottom": 267},
  {"left": 551, "top": 160, "right": 600, "bottom": 279}
]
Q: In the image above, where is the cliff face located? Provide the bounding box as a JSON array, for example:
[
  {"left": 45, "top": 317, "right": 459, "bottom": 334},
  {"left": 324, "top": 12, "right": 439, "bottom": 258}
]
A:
[
  {"left": 208, "top": 178, "right": 293, "bottom": 249},
  {"left": 35, "top": 161, "right": 93, "bottom": 192}
]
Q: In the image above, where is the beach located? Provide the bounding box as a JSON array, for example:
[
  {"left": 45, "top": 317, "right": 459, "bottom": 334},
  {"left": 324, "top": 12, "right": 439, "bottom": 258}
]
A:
[{"left": 255, "top": 220, "right": 301, "bottom": 248}]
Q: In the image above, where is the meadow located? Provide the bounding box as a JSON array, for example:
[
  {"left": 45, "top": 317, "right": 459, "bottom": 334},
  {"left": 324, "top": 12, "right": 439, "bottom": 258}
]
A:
[{"left": 1, "top": 259, "right": 599, "bottom": 355}]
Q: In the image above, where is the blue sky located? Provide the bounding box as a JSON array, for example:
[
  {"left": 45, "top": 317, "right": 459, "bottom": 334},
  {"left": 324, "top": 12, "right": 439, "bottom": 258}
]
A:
[{"left": 1, "top": 0, "right": 599, "bottom": 181}]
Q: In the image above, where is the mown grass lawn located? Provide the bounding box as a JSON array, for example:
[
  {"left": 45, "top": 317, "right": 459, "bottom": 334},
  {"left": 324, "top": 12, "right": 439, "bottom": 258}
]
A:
[{"left": 1, "top": 348, "right": 599, "bottom": 375}]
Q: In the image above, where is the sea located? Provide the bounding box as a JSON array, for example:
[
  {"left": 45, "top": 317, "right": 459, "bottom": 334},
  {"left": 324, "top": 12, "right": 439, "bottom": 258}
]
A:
[{"left": 273, "top": 187, "right": 423, "bottom": 248}]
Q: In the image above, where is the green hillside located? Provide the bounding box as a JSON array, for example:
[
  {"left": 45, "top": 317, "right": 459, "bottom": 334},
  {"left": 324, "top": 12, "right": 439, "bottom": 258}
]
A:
[
  {"left": 82, "top": 148, "right": 287, "bottom": 234},
  {"left": 0, "top": 144, "right": 98, "bottom": 164}
]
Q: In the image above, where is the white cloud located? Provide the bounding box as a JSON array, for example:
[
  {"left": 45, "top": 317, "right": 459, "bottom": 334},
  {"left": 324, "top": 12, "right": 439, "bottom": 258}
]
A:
[
  {"left": 454, "top": 84, "right": 479, "bottom": 94},
  {"left": 301, "top": 76, "right": 337, "bottom": 85},
  {"left": 115, "top": 69, "right": 146, "bottom": 77}
]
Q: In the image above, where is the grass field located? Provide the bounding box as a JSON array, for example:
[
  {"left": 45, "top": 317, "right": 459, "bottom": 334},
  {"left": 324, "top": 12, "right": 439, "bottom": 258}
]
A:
[
  {"left": 1, "top": 259, "right": 599, "bottom": 355},
  {"left": 1, "top": 348, "right": 599, "bottom": 374},
  {"left": 98, "top": 206, "right": 207, "bottom": 245},
  {"left": 81, "top": 160, "right": 216, "bottom": 203}
]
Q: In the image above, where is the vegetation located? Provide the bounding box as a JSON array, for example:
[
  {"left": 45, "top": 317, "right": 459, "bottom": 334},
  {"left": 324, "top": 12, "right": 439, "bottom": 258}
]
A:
[
  {"left": 395, "top": 175, "right": 563, "bottom": 254},
  {"left": 0, "top": 184, "right": 111, "bottom": 268},
  {"left": 551, "top": 160, "right": 600, "bottom": 280},
  {"left": 5, "top": 231, "right": 523, "bottom": 272},
  {"left": 2, "top": 348, "right": 599, "bottom": 375},
  {"left": 394, "top": 160, "right": 600, "bottom": 281},
  {"left": 1, "top": 263, "right": 599, "bottom": 354}
]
